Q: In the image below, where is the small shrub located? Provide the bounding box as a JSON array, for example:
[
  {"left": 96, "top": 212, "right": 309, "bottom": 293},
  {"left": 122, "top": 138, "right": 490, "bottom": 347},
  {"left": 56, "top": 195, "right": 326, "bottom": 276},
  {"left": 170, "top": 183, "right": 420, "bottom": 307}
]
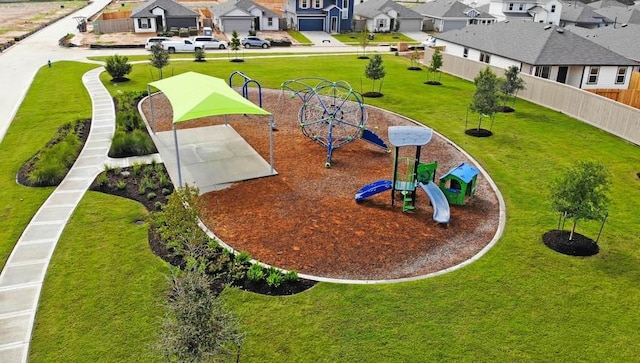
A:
[
  {"left": 162, "top": 187, "right": 172, "bottom": 196},
  {"left": 114, "top": 166, "right": 122, "bottom": 175},
  {"left": 147, "top": 192, "right": 157, "bottom": 200},
  {"left": 117, "top": 180, "right": 127, "bottom": 190},
  {"left": 132, "top": 162, "right": 142, "bottom": 176},
  {"left": 194, "top": 48, "right": 205, "bottom": 62},
  {"left": 283, "top": 270, "right": 299, "bottom": 282},
  {"left": 235, "top": 251, "right": 251, "bottom": 265},
  {"left": 247, "top": 263, "right": 265, "bottom": 282},
  {"left": 154, "top": 201, "right": 164, "bottom": 210},
  {"left": 138, "top": 183, "right": 147, "bottom": 195},
  {"left": 266, "top": 269, "right": 284, "bottom": 288},
  {"left": 96, "top": 173, "right": 108, "bottom": 186}
]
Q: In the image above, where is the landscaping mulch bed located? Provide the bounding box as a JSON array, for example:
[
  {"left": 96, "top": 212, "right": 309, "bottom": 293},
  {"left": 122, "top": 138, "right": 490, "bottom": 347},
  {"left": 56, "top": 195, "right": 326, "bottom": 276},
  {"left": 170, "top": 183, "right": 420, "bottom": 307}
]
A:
[
  {"left": 140, "top": 89, "right": 501, "bottom": 280},
  {"left": 542, "top": 230, "right": 599, "bottom": 256}
]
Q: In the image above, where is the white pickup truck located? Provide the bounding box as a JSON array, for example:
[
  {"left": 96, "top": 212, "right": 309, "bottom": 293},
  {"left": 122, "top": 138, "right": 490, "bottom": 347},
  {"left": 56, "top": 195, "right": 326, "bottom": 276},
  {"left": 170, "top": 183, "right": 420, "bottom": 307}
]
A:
[{"left": 161, "top": 39, "right": 203, "bottom": 53}]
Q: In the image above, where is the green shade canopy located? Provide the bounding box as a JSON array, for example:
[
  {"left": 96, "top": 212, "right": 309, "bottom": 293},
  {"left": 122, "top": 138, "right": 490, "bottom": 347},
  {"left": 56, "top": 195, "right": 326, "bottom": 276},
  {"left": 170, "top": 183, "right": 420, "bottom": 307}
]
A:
[{"left": 149, "top": 71, "right": 270, "bottom": 123}]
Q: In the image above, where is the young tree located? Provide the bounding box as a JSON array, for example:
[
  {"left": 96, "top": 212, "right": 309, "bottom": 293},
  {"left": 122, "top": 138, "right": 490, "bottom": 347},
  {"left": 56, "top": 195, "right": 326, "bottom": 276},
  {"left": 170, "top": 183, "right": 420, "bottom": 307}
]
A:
[
  {"left": 469, "top": 66, "right": 500, "bottom": 132},
  {"left": 550, "top": 161, "right": 611, "bottom": 241},
  {"left": 408, "top": 48, "right": 421, "bottom": 70},
  {"left": 229, "top": 30, "right": 242, "bottom": 62},
  {"left": 194, "top": 47, "right": 205, "bottom": 62},
  {"left": 149, "top": 43, "right": 169, "bottom": 80},
  {"left": 357, "top": 30, "right": 371, "bottom": 59},
  {"left": 364, "top": 54, "right": 386, "bottom": 96},
  {"left": 499, "top": 65, "right": 525, "bottom": 110},
  {"left": 104, "top": 54, "right": 132, "bottom": 82},
  {"left": 159, "top": 271, "right": 244, "bottom": 362},
  {"left": 426, "top": 50, "right": 443, "bottom": 84}
]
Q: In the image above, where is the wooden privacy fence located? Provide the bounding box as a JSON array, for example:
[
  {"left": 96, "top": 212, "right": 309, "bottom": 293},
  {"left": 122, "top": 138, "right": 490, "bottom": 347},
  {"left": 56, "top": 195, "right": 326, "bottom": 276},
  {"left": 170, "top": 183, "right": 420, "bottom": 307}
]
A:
[
  {"left": 93, "top": 11, "right": 133, "bottom": 34},
  {"left": 424, "top": 48, "right": 640, "bottom": 146},
  {"left": 587, "top": 72, "right": 640, "bottom": 109}
]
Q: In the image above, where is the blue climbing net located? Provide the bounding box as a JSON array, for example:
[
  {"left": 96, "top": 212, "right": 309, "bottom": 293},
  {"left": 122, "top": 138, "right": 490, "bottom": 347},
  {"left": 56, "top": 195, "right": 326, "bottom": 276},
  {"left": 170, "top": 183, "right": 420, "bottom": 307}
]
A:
[{"left": 281, "top": 77, "right": 367, "bottom": 167}]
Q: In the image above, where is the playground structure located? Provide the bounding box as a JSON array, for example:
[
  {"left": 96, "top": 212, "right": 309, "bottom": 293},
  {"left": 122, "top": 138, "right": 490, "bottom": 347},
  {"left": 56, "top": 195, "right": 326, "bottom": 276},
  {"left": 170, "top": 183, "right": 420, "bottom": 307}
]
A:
[
  {"left": 439, "top": 163, "right": 480, "bottom": 206},
  {"left": 355, "top": 126, "right": 451, "bottom": 224},
  {"left": 280, "top": 77, "right": 388, "bottom": 167}
]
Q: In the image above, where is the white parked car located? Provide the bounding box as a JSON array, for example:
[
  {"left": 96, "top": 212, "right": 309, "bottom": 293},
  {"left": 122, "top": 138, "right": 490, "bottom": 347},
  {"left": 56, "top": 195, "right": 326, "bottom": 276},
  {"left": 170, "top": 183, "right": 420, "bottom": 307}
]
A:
[
  {"left": 422, "top": 36, "right": 436, "bottom": 48},
  {"left": 192, "top": 36, "right": 228, "bottom": 49},
  {"left": 161, "top": 39, "right": 203, "bottom": 53},
  {"left": 145, "top": 36, "right": 170, "bottom": 50}
]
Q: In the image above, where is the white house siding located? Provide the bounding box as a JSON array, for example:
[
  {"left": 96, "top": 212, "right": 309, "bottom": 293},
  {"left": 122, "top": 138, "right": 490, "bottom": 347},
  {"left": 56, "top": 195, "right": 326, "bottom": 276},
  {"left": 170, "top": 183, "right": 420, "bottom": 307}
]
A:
[
  {"left": 250, "top": 8, "right": 279, "bottom": 31},
  {"left": 580, "top": 66, "right": 631, "bottom": 89},
  {"left": 566, "top": 66, "right": 583, "bottom": 87},
  {"left": 152, "top": 7, "right": 167, "bottom": 31},
  {"left": 372, "top": 14, "right": 391, "bottom": 32},
  {"left": 134, "top": 19, "right": 158, "bottom": 33}
]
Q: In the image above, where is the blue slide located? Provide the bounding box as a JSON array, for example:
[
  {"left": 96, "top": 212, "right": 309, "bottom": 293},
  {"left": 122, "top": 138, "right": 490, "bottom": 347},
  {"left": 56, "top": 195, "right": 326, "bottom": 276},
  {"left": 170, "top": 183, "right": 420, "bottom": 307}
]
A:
[
  {"left": 355, "top": 180, "right": 393, "bottom": 202},
  {"left": 418, "top": 181, "right": 450, "bottom": 224},
  {"left": 361, "top": 129, "right": 389, "bottom": 150}
]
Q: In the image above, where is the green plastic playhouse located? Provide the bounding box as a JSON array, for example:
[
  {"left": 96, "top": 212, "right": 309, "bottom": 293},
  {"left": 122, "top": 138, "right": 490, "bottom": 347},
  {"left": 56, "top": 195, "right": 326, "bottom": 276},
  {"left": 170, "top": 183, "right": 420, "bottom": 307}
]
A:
[{"left": 439, "top": 163, "right": 480, "bottom": 205}]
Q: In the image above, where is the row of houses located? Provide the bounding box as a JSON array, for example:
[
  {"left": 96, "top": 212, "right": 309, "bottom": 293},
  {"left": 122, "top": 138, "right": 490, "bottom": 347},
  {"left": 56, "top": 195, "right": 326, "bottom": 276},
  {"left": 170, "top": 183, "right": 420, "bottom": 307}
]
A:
[
  {"left": 125, "top": 0, "right": 640, "bottom": 35},
  {"left": 116, "top": 0, "right": 640, "bottom": 91}
]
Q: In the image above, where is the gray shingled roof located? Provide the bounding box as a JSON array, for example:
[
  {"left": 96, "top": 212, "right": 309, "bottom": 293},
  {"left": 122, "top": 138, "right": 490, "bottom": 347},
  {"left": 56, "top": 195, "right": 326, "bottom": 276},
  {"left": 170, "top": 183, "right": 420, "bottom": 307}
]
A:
[
  {"left": 212, "top": 0, "right": 278, "bottom": 18},
  {"left": 354, "top": 0, "right": 423, "bottom": 19},
  {"left": 561, "top": 2, "right": 610, "bottom": 24},
  {"left": 433, "top": 21, "right": 636, "bottom": 66},
  {"left": 594, "top": 6, "right": 640, "bottom": 24},
  {"left": 131, "top": 0, "right": 198, "bottom": 18},
  {"left": 587, "top": 0, "right": 627, "bottom": 9},
  {"left": 565, "top": 23, "right": 640, "bottom": 62},
  {"left": 413, "top": 0, "right": 494, "bottom": 19}
]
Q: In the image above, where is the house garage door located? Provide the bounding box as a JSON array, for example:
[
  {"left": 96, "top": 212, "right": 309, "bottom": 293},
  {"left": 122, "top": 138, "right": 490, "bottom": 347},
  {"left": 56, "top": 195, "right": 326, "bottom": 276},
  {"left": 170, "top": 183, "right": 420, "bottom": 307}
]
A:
[
  {"left": 223, "top": 18, "right": 252, "bottom": 33},
  {"left": 298, "top": 18, "right": 324, "bottom": 31},
  {"left": 399, "top": 19, "right": 422, "bottom": 32}
]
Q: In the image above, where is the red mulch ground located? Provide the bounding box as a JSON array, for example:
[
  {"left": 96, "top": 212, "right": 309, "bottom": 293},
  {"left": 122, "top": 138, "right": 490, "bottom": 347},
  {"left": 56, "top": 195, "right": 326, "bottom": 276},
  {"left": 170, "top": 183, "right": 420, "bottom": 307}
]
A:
[{"left": 141, "top": 89, "right": 500, "bottom": 280}]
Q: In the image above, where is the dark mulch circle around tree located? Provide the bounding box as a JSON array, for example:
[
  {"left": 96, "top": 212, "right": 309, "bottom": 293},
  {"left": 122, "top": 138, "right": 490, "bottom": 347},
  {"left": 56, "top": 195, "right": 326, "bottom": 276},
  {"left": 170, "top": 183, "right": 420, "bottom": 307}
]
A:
[
  {"left": 424, "top": 81, "right": 442, "bottom": 86},
  {"left": 408, "top": 67, "right": 422, "bottom": 71},
  {"left": 542, "top": 230, "right": 599, "bottom": 256},
  {"left": 110, "top": 77, "right": 130, "bottom": 83},
  {"left": 496, "top": 105, "right": 515, "bottom": 113},
  {"left": 363, "top": 92, "right": 383, "bottom": 98},
  {"left": 358, "top": 56, "right": 370, "bottom": 59},
  {"left": 465, "top": 128, "right": 493, "bottom": 137}
]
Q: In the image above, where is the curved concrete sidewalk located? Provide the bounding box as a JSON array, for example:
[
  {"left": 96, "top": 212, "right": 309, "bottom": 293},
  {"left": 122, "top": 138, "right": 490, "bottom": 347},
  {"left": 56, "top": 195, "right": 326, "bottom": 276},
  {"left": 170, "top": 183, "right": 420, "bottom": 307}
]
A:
[{"left": 0, "top": 67, "right": 159, "bottom": 362}]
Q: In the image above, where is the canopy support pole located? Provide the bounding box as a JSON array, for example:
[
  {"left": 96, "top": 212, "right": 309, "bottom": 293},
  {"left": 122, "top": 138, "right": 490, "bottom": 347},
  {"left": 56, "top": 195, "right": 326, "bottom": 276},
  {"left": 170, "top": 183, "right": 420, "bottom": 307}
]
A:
[
  {"left": 269, "top": 116, "right": 274, "bottom": 174},
  {"left": 148, "top": 85, "right": 155, "bottom": 133},
  {"left": 173, "top": 123, "right": 183, "bottom": 187}
]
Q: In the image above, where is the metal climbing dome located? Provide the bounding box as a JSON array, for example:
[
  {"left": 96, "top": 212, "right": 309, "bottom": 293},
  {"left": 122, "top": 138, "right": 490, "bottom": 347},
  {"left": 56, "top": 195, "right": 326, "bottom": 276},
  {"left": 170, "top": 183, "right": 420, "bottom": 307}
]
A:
[{"left": 281, "top": 77, "right": 387, "bottom": 167}]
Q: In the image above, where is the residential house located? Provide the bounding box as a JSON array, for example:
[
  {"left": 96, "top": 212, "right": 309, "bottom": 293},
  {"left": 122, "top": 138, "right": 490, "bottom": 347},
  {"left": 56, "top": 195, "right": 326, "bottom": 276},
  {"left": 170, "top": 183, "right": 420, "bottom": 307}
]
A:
[
  {"left": 433, "top": 21, "right": 637, "bottom": 89},
  {"left": 587, "top": 0, "right": 634, "bottom": 9},
  {"left": 353, "top": 0, "right": 423, "bottom": 32},
  {"left": 592, "top": 5, "right": 640, "bottom": 25},
  {"left": 481, "top": 0, "right": 562, "bottom": 24},
  {"left": 211, "top": 0, "right": 280, "bottom": 33},
  {"left": 560, "top": 1, "right": 612, "bottom": 28},
  {"left": 414, "top": 0, "right": 496, "bottom": 33},
  {"left": 565, "top": 23, "right": 640, "bottom": 70},
  {"left": 130, "top": 0, "right": 199, "bottom": 33},
  {"left": 282, "top": 0, "right": 353, "bottom": 32}
]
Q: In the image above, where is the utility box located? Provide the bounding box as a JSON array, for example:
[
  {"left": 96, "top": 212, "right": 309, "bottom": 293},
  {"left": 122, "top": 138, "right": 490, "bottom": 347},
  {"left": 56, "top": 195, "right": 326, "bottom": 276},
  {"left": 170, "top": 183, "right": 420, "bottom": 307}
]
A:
[{"left": 203, "top": 27, "right": 212, "bottom": 36}]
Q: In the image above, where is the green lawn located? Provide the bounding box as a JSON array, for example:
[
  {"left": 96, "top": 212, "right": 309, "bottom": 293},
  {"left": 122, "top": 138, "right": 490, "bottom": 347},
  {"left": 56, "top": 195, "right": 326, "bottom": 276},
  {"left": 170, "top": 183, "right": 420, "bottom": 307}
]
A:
[
  {"left": 0, "top": 61, "right": 95, "bottom": 270},
  {"left": 3, "top": 55, "right": 637, "bottom": 361},
  {"left": 286, "top": 30, "right": 312, "bottom": 45},
  {"left": 333, "top": 31, "right": 417, "bottom": 45}
]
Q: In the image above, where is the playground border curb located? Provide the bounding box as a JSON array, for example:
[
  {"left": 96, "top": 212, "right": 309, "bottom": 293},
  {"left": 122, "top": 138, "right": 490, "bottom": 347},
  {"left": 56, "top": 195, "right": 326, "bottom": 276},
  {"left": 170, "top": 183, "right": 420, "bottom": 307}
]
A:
[{"left": 189, "top": 98, "right": 507, "bottom": 284}]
